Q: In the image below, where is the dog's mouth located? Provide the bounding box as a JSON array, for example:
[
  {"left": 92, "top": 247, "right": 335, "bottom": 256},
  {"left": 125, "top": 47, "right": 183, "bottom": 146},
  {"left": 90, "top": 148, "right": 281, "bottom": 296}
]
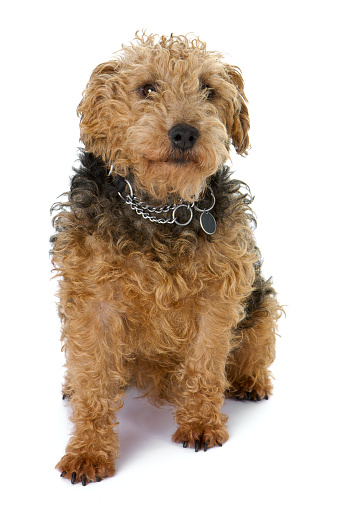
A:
[
  {"left": 164, "top": 149, "right": 196, "bottom": 165},
  {"left": 167, "top": 156, "right": 191, "bottom": 165}
]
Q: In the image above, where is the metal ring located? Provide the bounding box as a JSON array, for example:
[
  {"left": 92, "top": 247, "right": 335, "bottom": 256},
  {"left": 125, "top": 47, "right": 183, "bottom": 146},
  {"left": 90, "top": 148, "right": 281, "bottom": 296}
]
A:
[
  {"left": 118, "top": 179, "right": 133, "bottom": 200},
  {"left": 172, "top": 204, "right": 193, "bottom": 226},
  {"left": 194, "top": 186, "right": 215, "bottom": 213}
]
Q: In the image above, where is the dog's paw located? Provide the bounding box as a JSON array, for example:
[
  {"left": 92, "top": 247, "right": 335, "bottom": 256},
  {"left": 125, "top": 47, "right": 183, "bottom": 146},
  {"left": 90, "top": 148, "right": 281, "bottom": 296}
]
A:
[
  {"left": 226, "top": 377, "right": 273, "bottom": 402},
  {"left": 56, "top": 452, "right": 115, "bottom": 485},
  {"left": 236, "top": 390, "right": 269, "bottom": 401},
  {"left": 61, "top": 385, "right": 74, "bottom": 400},
  {"left": 172, "top": 423, "right": 229, "bottom": 452},
  {"left": 228, "top": 387, "right": 270, "bottom": 401}
]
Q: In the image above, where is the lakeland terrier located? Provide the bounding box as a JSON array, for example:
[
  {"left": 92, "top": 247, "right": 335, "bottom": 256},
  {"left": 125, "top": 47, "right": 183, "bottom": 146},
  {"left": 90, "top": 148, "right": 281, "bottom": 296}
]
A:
[{"left": 51, "top": 33, "right": 282, "bottom": 485}]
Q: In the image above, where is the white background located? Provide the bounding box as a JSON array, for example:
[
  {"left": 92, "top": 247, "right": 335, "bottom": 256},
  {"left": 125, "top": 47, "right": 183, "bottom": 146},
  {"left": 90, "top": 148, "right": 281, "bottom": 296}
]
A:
[{"left": 1, "top": 1, "right": 337, "bottom": 507}]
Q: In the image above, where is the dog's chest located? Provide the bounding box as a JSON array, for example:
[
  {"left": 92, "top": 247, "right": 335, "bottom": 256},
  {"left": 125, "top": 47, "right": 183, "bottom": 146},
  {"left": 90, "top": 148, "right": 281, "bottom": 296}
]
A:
[
  {"left": 113, "top": 251, "right": 203, "bottom": 354},
  {"left": 119, "top": 250, "right": 202, "bottom": 307},
  {"left": 92, "top": 232, "right": 226, "bottom": 321}
]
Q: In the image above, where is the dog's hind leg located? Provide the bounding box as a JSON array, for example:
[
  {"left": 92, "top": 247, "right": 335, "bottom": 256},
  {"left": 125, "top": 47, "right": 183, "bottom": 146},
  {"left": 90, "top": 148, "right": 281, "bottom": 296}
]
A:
[{"left": 225, "top": 274, "right": 282, "bottom": 401}]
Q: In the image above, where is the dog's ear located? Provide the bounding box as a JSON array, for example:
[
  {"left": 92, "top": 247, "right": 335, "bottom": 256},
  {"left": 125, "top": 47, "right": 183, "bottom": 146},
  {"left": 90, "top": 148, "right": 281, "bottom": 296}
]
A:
[
  {"left": 77, "top": 60, "right": 120, "bottom": 160},
  {"left": 223, "top": 65, "right": 250, "bottom": 156}
]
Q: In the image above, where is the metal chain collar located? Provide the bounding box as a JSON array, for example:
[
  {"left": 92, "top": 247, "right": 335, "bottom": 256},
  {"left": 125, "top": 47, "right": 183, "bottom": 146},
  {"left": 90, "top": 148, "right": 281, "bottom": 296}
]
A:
[{"left": 115, "top": 177, "right": 217, "bottom": 234}]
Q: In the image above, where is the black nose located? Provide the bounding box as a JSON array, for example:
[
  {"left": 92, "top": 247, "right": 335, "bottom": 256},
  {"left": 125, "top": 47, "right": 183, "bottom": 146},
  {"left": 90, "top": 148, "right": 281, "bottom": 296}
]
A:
[{"left": 169, "top": 123, "right": 199, "bottom": 150}]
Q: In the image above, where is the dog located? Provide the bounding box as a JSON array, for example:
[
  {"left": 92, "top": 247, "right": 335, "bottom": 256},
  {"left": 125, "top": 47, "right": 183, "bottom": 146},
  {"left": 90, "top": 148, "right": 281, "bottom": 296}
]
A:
[{"left": 51, "top": 33, "right": 282, "bottom": 485}]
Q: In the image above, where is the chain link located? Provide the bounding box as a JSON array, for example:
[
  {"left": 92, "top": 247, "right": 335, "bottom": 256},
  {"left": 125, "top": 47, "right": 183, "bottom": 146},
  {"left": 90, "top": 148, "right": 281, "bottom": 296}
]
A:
[
  {"left": 118, "top": 179, "right": 215, "bottom": 227},
  {"left": 125, "top": 195, "right": 179, "bottom": 224}
]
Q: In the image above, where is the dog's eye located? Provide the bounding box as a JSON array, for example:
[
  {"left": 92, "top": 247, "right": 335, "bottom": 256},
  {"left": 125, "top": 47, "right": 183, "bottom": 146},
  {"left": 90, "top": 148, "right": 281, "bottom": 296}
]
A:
[
  {"left": 201, "top": 83, "right": 214, "bottom": 100},
  {"left": 141, "top": 84, "right": 156, "bottom": 98}
]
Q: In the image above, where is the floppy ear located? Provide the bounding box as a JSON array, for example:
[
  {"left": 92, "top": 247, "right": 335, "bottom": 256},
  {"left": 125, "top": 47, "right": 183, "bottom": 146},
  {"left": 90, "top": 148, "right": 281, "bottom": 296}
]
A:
[
  {"left": 223, "top": 65, "right": 250, "bottom": 156},
  {"left": 77, "top": 60, "right": 121, "bottom": 161}
]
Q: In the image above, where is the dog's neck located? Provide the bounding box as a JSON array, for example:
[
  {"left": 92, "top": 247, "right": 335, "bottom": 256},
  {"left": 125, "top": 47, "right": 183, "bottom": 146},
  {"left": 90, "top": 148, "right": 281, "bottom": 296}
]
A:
[{"left": 111, "top": 174, "right": 217, "bottom": 235}]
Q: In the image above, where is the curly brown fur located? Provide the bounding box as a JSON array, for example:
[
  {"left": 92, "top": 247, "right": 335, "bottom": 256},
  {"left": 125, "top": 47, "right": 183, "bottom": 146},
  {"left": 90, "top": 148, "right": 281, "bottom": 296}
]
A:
[{"left": 51, "top": 33, "right": 282, "bottom": 485}]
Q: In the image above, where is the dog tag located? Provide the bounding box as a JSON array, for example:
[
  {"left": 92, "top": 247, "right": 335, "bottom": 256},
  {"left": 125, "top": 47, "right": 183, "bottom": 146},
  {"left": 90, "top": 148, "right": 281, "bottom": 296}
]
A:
[{"left": 200, "top": 211, "right": 216, "bottom": 235}]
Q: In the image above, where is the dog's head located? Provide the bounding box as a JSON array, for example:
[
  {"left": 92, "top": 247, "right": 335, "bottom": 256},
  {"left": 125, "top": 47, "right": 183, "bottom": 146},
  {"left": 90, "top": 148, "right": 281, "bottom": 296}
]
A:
[{"left": 78, "top": 33, "right": 250, "bottom": 201}]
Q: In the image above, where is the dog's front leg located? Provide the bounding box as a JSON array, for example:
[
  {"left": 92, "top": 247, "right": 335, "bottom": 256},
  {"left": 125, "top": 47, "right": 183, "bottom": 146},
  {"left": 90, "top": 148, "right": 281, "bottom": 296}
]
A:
[
  {"left": 172, "top": 309, "right": 232, "bottom": 451},
  {"left": 56, "top": 302, "right": 127, "bottom": 484}
]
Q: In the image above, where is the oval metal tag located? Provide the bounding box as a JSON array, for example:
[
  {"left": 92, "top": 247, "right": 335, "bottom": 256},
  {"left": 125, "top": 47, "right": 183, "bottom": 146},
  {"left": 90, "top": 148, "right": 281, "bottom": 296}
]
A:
[{"left": 200, "top": 211, "right": 216, "bottom": 235}]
